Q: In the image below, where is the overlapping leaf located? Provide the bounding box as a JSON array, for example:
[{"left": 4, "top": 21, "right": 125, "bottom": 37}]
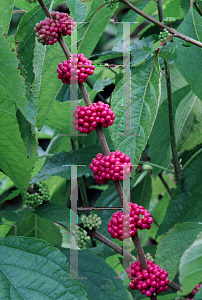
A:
[
  {"left": 157, "top": 152, "right": 202, "bottom": 236},
  {"left": 0, "top": 236, "right": 87, "bottom": 299},
  {"left": 109, "top": 57, "right": 160, "bottom": 166},
  {"left": 0, "top": 0, "right": 15, "bottom": 34}
]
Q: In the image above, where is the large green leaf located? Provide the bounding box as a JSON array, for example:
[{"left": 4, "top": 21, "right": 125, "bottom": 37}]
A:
[
  {"left": 179, "top": 238, "right": 202, "bottom": 295},
  {"left": 63, "top": 249, "right": 131, "bottom": 300},
  {"left": 78, "top": 4, "right": 118, "bottom": 58},
  {"left": 0, "top": 27, "right": 27, "bottom": 115},
  {"left": 66, "top": 0, "right": 87, "bottom": 22},
  {"left": 175, "top": 8, "right": 202, "bottom": 101},
  {"left": 109, "top": 57, "right": 160, "bottom": 166},
  {"left": 8, "top": 214, "right": 62, "bottom": 246},
  {"left": 157, "top": 152, "right": 202, "bottom": 236},
  {"left": 175, "top": 91, "right": 202, "bottom": 152},
  {"left": 155, "top": 223, "right": 202, "bottom": 282},
  {"left": 0, "top": 236, "right": 87, "bottom": 299},
  {"left": 31, "top": 145, "right": 103, "bottom": 183},
  {"left": 0, "top": 95, "right": 35, "bottom": 194},
  {"left": 0, "top": 0, "right": 15, "bottom": 34}
]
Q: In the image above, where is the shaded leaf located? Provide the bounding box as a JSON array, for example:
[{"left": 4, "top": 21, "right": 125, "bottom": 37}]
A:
[
  {"left": 131, "top": 171, "right": 152, "bottom": 209},
  {"left": 157, "top": 152, "right": 202, "bottom": 236},
  {"left": 179, "top": 238, "right": 202, "bottom": 295},
  {"left": 30, "top": 146, "right": 103, "bottom": 183},
  {"left": 0, "top": 0, "right": 15, "bottom": 34},
  {"left": 155, "top": 222, "right": 202, "bottom": 282},
  {"left": 2, "top": 208, "right": 33, "bottom": 222},
  {"left": 63, "top": 249, "right": 131, "bottom": 300},
  {"left": 0, "top": 236, "right": 87, "bottom": 299}
]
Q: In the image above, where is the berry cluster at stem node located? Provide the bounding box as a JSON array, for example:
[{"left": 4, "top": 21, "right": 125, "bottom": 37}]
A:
[
  {"left": 159, "top": 28, "right": 170, "bottom": 42},
  {"left": 76, "top": 227, "right": 88, "bottom": 249},
  {"left": 127, "top": 260, "right": 170, "bottom": 297},
  {"left": 163, "top": 17, "right": 176, "bottom": 25},
  {"left": 23, "top": 182, "right": 50, "bottom": 207},
  {"left": 73, "top": 101, "right": 115, "bottom": 134},
  {"left": 185, "top": 284, "right": 202, "bottom": 300},
  {"left": 57, "top": 53, "right": 95, "bottom": 85},
  {"left": 82, "top": 214, "right": 102, "bottom": 230},
  {"left": 90, "top": 151, "right": 132, "bottom": 184},
  {"left": 107, "top": 203, "right": 153, "bottom": 240},
  {"left": 34, "top": 11, "right": 76, "bottom": 45},
  {"left": 104, "top": 0, "right": 118, "bottom": 9}
]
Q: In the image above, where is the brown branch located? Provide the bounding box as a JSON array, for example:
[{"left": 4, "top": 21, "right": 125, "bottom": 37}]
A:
[
  {"left": 158, "top": 172, "right": 172, "bottom": 197},
  {"left": 120, "top": 0, "right": 202, "bottom": 48},
  {"left": 132, "top": 233, "right": 148, "bottom": 270},
  {"left": 193, "top": 0, "right": 202, "bottom": 16}
]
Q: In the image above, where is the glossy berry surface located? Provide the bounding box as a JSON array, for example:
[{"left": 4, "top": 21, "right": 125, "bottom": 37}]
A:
[
  {"left": 127, "top": 260, "right": 170, "bottom": 296},
  {"left": 23, "top": 182, "right": 50, "bottom": 207},
  {"left": 89, "top": 151, "right": 132, "bottom": 184},
  {"left": 107, "top": 202, "right": 153, "bottom": 240},
  {"left": 34, "top": 11, "right": 76, "bottom": 45},
  {"left": 72, "top": 101, "right": 115, "bottom": 134},
  {"left": 57, "top": 53, "right": 95, "bottom": 85}
]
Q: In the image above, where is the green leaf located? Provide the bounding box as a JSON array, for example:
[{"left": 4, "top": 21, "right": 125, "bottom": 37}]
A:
[
  {"left": 175, "top": 91, "right": 202, "bottom": 152},
  {"left": 31, "top": 145, "right": 103, "bottom": 183},
  {"left": 66, "top": 0, "right": 87, "bottom": 22},
  {"left": 45, "top": 176, "right": 70, "bottom": 206},
  {"left": 195, "top": 286, "right": 202, "bottom": 299},
  {"left": 0, "top": 0, "right": 15, "bottom": 34},
  {"left": 0, "top": 27, "right": 27, "bottom": 115},
  {"left": 63, "top": 249, "right": 131, "bottom": 300},
  {"left": 157, "top": 152, "right": 202, "bottom": 236},
  {"left": 16, "top": 109, "right": 38, "bottom": 158},
  {"left": 0, "top": 236, "right": 87, "bottom": 299},
  {"left": 175, "top": 8, "right": 202, "bottom": 101},
  {"left": 2, "top": 208, "right": 33, "bottom": 222},
  {"left": 32, "top": 202, "right": 73, "bottom": 225},
  {"left": 90, "top": 51, "right": 123, "bottom": 64},
  {"left": 78, "top": 4, "right": 117, "bottom": 58},
  {"left": 179, "top": 238, "right": 202, "bottom": 295},
  {"left": 109, "top": 57, "right": 160, "bottom": 166},
  {"left": 0, "top": 95, "right": 36, "bottom": 194},
  {"left": 131, "top": 171, "right": 152, "bottom": 209},
  {"left": 151, "top": 192, "right": 170, "bottom": 226},
  {"left": 8, "top": 214, "right": 62, "bottom": 246},
  {"left": 155, "top": 222, "right": 202, "bottom": 282},
  {"left": 15, "top": 0, "right": 37, "bottom": 11},
  {"left": 44, "top": 100, "right": 70, "bottom": 133}
]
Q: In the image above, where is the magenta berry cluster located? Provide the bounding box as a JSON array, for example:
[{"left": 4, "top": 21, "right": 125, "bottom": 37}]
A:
[
  {"left": 89, "top": 151, "right": 132, "bottom": 184},
  {"left": 57, "top": 53, "right": 95, "bottom": 85},
  {"left": 34, "top": 11, "right": 76, "bottom": 45},
  {"left": 107, "top": 203, "right": 153, "bottom": 240},
  {"left": 185, "top": 284, "right": 202, "bottom": 300},
  {"left": 72, "top": 101, "right": 115, "bottom": 134},
  {"left": 127, "top": 260, "right": 170, "bottom": 297}
]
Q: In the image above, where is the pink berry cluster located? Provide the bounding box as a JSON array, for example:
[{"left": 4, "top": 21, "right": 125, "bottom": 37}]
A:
[
  {"left": 34, "top": 11, "right": 76, "bottom": 45},
  {"left": 185, "top": 284, "right": 202, "bottom": 300},
  {"left": 89, "top": 151, "right": 132, "bottom": 184},
  {"left": 127, "top": 260, "right": 170, "bottom": 297},
  {"left": 107, "top": 203, "right": 153, "bottom": 240},
  {"left": 57, "top": 54, "right": 95, "bottom": 85},
  {"left": 72, "top": 101, "right": 115, "bottom": 134}
]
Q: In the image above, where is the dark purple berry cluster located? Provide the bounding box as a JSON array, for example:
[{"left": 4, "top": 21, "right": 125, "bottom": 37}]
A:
[
  {"left": 72, "top": 101, "right": 115, "bottom": 134},
  {"left": 127, "top": 260, "right": 170, "bottom": 297},
  {"left": 89, "top": 151, "right": 132, "bottom": 184},
  {"left": 107, "top": 203, "right": 153, "bottom": 240},
  {"left": 34, "top": 11, "right": 76, "bottom": 45},
  {"left": 57, "top": 53, "right": 95, "bottom": 85}
]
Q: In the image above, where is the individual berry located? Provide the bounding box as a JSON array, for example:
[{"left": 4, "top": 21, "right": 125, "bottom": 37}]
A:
[
  {"left": 107, "top": 203, "right": 153, "bottom": 240},
  {"left": 34, "top": 11, "right": 76, "bottom": 45},
  {"left": 57, "top": 53, "right": 95, "bottom": 84},
  {"left": 72, "top": 101, "right": 115, "bottom": 133},
  {"left": 127, "top": 260, "right": 169, "bottom": 297},
  {"left": 76, "top": 226, "right": 88, "bottom": 249},
  {"left": 23, "top": 182, "right": 50, "bottom": 207},
  {"left": 82, "top": 214, "right": 102, "bottom": 230},
  {"left": 185, "top": 284, "right": 202, "bottom": 300},
  {"left": 90, "top": 151, "right": 132, "bottom": 184}
]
